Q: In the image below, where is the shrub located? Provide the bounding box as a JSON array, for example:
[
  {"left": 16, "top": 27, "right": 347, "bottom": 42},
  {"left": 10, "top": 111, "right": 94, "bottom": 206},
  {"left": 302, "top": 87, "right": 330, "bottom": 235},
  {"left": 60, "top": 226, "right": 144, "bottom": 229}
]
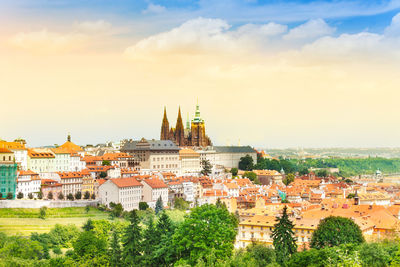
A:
[
  {"left": 39, "top": 206, "right": 47, "bottom": 220},
  {"left": 17, "top": 192, "right": 24, "bottom": 199}
]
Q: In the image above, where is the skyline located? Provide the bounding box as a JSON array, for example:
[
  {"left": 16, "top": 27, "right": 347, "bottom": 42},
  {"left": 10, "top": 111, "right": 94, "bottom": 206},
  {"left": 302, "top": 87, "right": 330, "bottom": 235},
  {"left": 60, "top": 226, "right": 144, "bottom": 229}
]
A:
[{"left": 2, "top": 1, "right": 400, "bottom": 148}]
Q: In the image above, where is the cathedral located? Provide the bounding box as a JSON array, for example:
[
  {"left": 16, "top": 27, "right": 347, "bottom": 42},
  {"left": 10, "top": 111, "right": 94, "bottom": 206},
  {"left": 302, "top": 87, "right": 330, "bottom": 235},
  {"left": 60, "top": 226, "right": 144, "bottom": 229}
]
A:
[{"left": 160, "top": 103, "right": 212, "bottom": 147}]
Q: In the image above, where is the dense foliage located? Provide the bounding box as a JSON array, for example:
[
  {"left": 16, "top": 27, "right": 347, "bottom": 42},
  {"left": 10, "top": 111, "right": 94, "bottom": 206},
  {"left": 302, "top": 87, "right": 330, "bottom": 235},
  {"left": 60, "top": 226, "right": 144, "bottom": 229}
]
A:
[
  {"left": 255, "top": 156, "right": 400, "bottom": 177},
  {"left": 311, "top": 216, "right": 365, "bottom": 249},
  {"left": 2, "top": 206, "right": 400, "bottom": 267}
]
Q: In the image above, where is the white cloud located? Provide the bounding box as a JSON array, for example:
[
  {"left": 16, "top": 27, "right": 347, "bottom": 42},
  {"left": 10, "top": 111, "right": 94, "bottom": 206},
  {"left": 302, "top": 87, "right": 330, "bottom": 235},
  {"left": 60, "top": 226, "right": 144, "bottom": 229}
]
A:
[
  {"left": 385, "top": 12, "right": 400, "bottom": 36},
  {"left": 283, "top": 19, "right": 335, "bottom": 40},
  {"left": 234, "top": 22, "right": 287, "bottom": 37},
  {"left": 125, "top": 17, "right": 232, "bottom": 59},
  {"left": 300, "top": 32, "right": 385, "bottom": 60},
  {"left": 142, "top": 3, "right": 166, "bottom": 14},
  {"left": 9, "top": 29, "right": 86, "bottom": 53},
  {"left": 75, "top": 20, "right": 112, "bottom": 32}
]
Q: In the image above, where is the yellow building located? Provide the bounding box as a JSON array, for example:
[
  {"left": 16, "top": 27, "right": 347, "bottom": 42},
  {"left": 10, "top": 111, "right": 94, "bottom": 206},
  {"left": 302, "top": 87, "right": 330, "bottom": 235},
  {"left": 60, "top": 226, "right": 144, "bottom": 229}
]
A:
[
  {"left": 236, "top": 214, "right": 318, "bottom": 249},
  {"left": 81, "top": 171, "right": 94, "bottom": 196}
]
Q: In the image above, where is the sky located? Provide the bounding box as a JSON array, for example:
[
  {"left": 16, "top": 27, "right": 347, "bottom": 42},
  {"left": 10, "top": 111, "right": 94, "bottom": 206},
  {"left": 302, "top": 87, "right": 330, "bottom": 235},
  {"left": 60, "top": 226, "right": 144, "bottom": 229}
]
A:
[{"left": 1, "top": 0, "right": 400, "bottom": 148}]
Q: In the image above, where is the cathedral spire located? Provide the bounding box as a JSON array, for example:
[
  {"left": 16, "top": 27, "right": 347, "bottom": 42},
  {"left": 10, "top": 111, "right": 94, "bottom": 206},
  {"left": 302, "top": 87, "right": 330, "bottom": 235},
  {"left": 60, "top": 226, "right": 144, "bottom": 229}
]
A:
[
  {"left": 160, "top": 106, "right": 170, "bottom": 140},
  {"left": 175, "top": 106, "right": 185, "bottom": 146},
  {"left": 67, "top": 133, "right": 71, "bottom": 142}
]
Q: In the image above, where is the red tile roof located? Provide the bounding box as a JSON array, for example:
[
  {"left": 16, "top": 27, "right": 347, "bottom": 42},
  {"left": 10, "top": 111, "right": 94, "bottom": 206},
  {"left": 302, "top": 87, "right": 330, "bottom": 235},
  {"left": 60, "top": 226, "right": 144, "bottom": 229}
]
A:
[
  {"left": 143, "top": 178, "right": 168, "bottom": 189},
  {"left": 111, "top": 177, "right": 142, "bottom": 188}
]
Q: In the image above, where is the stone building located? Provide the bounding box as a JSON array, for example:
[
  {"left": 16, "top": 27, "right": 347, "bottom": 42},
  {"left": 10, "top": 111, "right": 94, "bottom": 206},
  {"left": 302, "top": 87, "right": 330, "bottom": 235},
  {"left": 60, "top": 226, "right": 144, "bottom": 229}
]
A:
[
  {"left": 160, "top": 102, "right": 212, "bottom": 147},
  {"left": 121, "top": 138, "right": 181, "bottom": 175}
]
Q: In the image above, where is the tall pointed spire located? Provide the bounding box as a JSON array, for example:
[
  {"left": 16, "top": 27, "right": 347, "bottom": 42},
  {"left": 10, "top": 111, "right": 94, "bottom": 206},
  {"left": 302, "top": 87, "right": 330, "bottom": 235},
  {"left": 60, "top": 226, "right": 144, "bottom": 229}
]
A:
[
  {"left": 67, "top": 133, "right": 71, "bottom": 142},
  {"left": 160, "top": 106, "right": 170, "bottom": 140},
  {"left": 175, "top": 106, "right": 185, "bottom": 146}
]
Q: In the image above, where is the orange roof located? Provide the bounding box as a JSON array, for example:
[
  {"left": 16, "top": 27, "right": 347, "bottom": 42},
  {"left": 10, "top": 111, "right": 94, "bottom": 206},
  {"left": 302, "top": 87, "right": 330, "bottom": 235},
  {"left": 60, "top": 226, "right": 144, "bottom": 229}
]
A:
[
  {"left": 59, "top": 141, "right": 83, "bottom": 152},
  {"left": 50, "top": 147, "right": 71, "bottom": 154},
  {"left": 111, "top": 177, "right": 142, "bottom": 188},
  {"left": 224, "top": 183, "right": 239, "bottom": 189},
  {"left": 0, "top": 148, "right": 12, "bottom": 153},
  {"left": 18, "top": 170, "right": 38, "bottom": 176},
  {"left": 0, "top": 141, "right": 26, "bottom": 150},
  {"left": 28, "top": 149, "right": 55, "bottom": 158},
  {"left": 97, "top": 179, "right": 107, "bottom": 186},
  {"left": 58, "top": 171, "right": 89, "bottom": 179},
  {"left": 143, "top": 178, "right": 168, "bottom": 189},
  {"left": 203, "top": 189, "right": 228, "bottom": 197}
]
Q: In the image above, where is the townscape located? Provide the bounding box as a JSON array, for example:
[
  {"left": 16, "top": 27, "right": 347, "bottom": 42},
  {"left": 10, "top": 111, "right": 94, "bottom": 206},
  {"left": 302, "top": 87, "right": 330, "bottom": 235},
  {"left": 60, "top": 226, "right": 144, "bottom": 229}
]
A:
[
  {"left": 2, "top": 104, "right": 400, "bottom": 266},
  {"left": 3, "top": 0, "right": 400, "bottom": 266}
]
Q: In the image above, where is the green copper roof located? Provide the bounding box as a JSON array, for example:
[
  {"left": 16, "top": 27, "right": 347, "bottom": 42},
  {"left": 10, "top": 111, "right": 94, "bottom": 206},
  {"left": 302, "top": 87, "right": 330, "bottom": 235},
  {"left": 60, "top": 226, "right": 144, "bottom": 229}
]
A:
[{"left": 192, "top": 101, "right": 204, "bottom": 123}]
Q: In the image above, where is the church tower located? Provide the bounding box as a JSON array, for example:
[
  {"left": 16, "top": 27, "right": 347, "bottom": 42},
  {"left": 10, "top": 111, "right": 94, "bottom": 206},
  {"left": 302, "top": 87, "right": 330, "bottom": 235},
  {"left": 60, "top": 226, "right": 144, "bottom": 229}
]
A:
[
  {"left": 190, "top": 101, "right": 211, "bottom": 147},
  {"left": 174, "top": 107, "right": 186, "bottom": 146},
  {"left": 160, "top": 107, "right": 170, "bottom": 140}
]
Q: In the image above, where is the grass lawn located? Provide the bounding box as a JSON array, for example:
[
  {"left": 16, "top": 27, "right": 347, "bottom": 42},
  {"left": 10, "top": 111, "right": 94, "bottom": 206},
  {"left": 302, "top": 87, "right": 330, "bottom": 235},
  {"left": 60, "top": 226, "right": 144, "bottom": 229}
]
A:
[
  {"left": 0, "top": 207, "right": 111, "bottom": 235},
  {"left": 0, "top": 207, "right": 188, "bottom": 236}
]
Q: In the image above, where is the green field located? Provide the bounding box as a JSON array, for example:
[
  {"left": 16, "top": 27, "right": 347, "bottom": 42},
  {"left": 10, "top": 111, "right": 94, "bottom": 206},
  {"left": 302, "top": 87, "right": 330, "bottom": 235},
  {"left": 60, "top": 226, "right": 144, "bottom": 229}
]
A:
[
  {"left": 0, "top": 207, "right": 111, "bottom": 235},
  {"left": 0, "top": 207, "right": 186, "bottom": 235}
]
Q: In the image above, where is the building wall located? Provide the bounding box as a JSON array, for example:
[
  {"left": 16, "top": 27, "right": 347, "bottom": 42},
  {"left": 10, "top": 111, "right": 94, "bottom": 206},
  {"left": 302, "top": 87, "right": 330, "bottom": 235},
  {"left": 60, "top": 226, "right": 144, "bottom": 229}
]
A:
[
  {"left": 0, "top": 164, "right": 17, "bottom": 199},
  {"left": 99, "top": 181, "right": 119, "bottom": 207}
]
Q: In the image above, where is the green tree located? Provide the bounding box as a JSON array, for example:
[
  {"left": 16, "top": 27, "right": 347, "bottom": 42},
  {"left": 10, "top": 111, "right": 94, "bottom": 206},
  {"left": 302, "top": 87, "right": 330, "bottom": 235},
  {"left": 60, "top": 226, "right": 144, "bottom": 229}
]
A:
[
  {"left": 243, "top": 171, "right": 257, "bottom": 182},
  {"left": 85, "top": 205, "right": 90, "bottom": 213},
  {"left": 73, "top": 230, "right": 107, "bottom": 259},
  {"left": 83, "top": 191, "right": 90, "bottom": 199},
  {"left": 152, "top": 211, "right": 176, "bottom": 266},
  {"left": 155, "top": 196, "right": 163, "bottom": 215},
  {"left": 47, "top": 191, "right": 53, "bottom": 200},
  {"left": 272, "top": 205, "right": 297, "bottom": 265},
  {"left": 58, "top": 192, "right": 64, "bottom": 200},
  {"left": 52, "top": 246, "right": 62, "bottom": 255},
  {"left": 299, "top": 167, "right": 309, "bottom": 176},
  {"left": 139, "top": 202, "right": 149, "bottom": 210},
  {"left": 37, "top": 191, "right": 43, "bottom": 199},
  {"left": 109, "top": 229, "right": 122, "bottom": 267},
  {"left": 82, "top": 219, "right": 95, "bottom": 232},
  {"left": 172, "top": 204, "right": 238, "bottom": 265},
  {"left": 174, "top": 197, "right": 189, "bottom": 210},
  {"left": 231, "top": 167, "right": 238, "bottom": 176},
  {"left": 99, "top": 172, "right": 107, "bottom": 178},
  {"left": 142, "top": 217, "right": 158, "bottom": 265},
  {"left": 39, "top": 206, "right": 47, "bottom": 220},
  {"left": 91, "top": 193, "right": 96, "bottom": 199},
  {"left": 6, "top": 192, "right": 13, "bottom": 199},
  {"left": 201, "top": 159, "right": 212, "bottom": 176},
  {"left": 311, "top": 216, "right": 364, "bottom": 249},
  {"left": 359, "top": 243, "right": 390, "bottom": 267},
  {"left": 246, "top": 243, "right": 276, "bottom": 267},
  {"left": 316, "top": 169, "right": 328, "bottom": 177},
  {"left": 283, "top": 173, "right": 295, "bottom": 186},
  {"left": 67, "top": 193, "right": 74, "bottom": 201},
  {"left": 102, "top": 160, "right": 111, "bottom": 166},
  {"left": 17, "top": 192, "right": 23, "bottom": 199},
  {"left": 239, "top": 155, "right": 254, "bottom": 171},
  {"left": 112, "top": 203, "right": 123, "bottom": 218},
  {"left": 0, "top": 192, "right": 2, "bottom": 199},
  {"left": 75, "top": 191, "right": 82, "bottom": 200},
  {"left": 28, "top": 192, "right": 33, "bottom": 199},
  {"left": 122, "top": 210, "right": 142, "bottom": 266}
]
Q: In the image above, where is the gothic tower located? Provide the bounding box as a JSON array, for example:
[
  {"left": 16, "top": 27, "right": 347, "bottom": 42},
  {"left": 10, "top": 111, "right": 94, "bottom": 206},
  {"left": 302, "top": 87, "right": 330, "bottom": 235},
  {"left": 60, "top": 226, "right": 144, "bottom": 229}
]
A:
[
  {"left": 190, "top": 101, "right": 211, "bottom": 147},
  {"left": 175, "top": 107, "right": 186, "bottom": 146},
  {"left": 160, "top": 107, "right": 170, "bottom": 140}
]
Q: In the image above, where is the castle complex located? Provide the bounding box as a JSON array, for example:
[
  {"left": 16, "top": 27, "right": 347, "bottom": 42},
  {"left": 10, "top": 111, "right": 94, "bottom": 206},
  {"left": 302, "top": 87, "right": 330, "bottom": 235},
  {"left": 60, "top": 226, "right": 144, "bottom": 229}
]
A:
[{"left": 160, "top": 103, "right": 212, "bottom": 147}]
